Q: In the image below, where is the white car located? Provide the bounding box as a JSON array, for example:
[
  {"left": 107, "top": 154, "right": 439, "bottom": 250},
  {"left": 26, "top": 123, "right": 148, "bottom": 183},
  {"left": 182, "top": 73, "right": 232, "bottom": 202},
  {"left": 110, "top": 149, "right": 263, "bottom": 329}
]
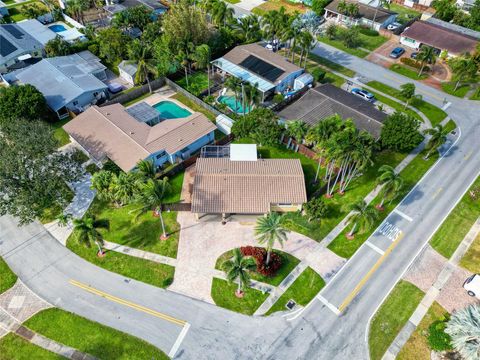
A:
[{"left": 463, "top": 274, "right": 480, "bottom": 298}]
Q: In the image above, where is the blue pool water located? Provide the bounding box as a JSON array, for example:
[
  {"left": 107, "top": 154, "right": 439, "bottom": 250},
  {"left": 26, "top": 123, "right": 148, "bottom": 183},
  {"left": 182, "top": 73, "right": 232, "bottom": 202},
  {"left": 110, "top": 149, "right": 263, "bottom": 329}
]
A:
[
  {"left": 49, "top": 24, "right": 67, "bottom": 32},
  {"left": 153, "top": 101, "right": 192, "bottom": 119},
  {"left": 218, "top": 95, "right": 251, "bottom": 115}
]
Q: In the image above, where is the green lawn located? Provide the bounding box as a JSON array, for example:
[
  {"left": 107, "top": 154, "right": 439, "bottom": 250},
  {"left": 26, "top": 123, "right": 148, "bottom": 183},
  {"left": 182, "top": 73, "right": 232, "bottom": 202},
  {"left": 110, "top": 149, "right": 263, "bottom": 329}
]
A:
[
  {"left": 4, "top": 1, "right": 48, "bottom": 22},
  {"left": 266, "top": 267, "right": 325, "bottom": 315},
  {"left": 460, "top": 233, "right": 480, "bottom": 273},
  {"left": 368, "top": 89, "right": 423, "bottom": 123},
  {"left": 307, "top": 52, "right": 356, "bottom": 77},
  {"left": 328, "top": 149, "right": 438, "bottom": 258},
  {"left": 122, "top": 92, "right": 152, "bottom": 107},
  {"left": 430, "top": 175, "right": 480, "bottom": 258},
  {"left": 24, "top": 308, "right": 168, "bottom": 360},
  {"left": 215, "top": 249, "right": 300, "bottom": 287},
  {"left": 470, "top": 89, "right": 480, "bottom": 100},
  {"left": 443, "top": 119, "right": 457, "bottom": 133},
  {"left": 51, "top": 117, "right": 72, "bottom": 147},
  {"left": 224, "top": 0, "right": 240, "bottom": 3},
  {"left": 211, "top": 278, "right": 269, "bottom": 315},
  {"left": 390, "top": 64, "right": 428, "bottom": 80},
  {"left": 283, "top": 150, "right": 406, "bottom": 243},
  {"left": 322, "top": 71, "right": 346, "bottom": 87},
  {"left": 389, "top": 3, "right": 420, "bottom": 23},
  {"left": 170, "top": 93, "right": 216, "bottom": 122},
  {"left": 366, "top": 81, "right": 447, "bottom": 126},
  {"left": 441, "top": 82, "right": 470, "bottom": 98},
  {"left": 0, "top": 256, "right": 17, "bottom": 294},
  {"left": 358, "top": 32, "right": 388, "bottom": 51},
  {"left": 0, "top": 333, "right": 62, "bottom": 360},
  {"left": 369, "top": 280, "right": 425, "bottom": 360},
  {"left": 317, "top": 36, "right": 370, "bottom": 58},
  {"left": 176, "top": 72, "right": 209, "bottom": 96}
]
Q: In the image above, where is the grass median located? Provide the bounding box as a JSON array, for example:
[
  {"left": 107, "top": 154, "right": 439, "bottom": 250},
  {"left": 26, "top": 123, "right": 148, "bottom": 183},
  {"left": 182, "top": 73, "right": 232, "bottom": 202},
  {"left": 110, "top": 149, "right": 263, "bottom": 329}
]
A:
[
  {"left": 0, "top": 333, "right": 62, "bottom": 360},
  {"left": 0, "top": 257, "right": 17, "bottom": 294},
  {"left": 390, "top": 64, "right": 428, "bottom": 81}
]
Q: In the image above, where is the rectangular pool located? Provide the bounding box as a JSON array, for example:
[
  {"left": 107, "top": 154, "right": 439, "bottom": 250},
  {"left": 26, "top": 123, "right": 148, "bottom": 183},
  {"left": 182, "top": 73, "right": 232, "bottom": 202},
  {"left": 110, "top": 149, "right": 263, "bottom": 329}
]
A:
[{"left": 153, "top": 101, "right": 192, "bottom": 119}]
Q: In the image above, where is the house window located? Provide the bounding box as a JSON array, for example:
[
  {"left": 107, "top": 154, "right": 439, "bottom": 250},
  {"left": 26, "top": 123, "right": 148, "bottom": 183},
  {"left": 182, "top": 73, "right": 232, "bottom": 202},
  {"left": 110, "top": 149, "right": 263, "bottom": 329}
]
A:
[{"left": 277, "top": 203, "right": 293, "bottom": 207}]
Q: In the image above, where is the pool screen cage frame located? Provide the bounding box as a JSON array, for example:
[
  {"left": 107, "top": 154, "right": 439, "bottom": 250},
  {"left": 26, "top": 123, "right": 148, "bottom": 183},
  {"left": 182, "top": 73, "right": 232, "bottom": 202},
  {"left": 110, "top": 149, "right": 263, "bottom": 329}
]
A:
[{"left": 200, "top": 145, "right": 230, "bottom": 159}]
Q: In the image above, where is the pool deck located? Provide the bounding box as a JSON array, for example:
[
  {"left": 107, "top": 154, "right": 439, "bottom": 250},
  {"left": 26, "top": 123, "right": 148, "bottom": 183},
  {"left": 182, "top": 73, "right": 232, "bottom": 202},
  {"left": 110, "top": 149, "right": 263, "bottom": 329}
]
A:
[{"left": 132, "top": 87, "right": 195, "bottom": 114}]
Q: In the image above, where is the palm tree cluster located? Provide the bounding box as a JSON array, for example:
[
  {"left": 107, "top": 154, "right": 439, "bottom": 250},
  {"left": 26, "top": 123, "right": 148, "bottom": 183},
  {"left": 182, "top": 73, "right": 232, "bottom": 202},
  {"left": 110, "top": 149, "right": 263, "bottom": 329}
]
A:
[
  {"left": 73, "top": 215, "right": 110, "bottom": 256},
  {"left": 224, "top": 76, "right": 261, "bottom": 114},
  {"left": 376, "top": 165, "right": 404, "bottom": 210},
  {"left": 305, "top": 115, "right": 375, "bottom": 197},
  {"left": 337, "top": 0, "right": 360, "bottom": 24}
]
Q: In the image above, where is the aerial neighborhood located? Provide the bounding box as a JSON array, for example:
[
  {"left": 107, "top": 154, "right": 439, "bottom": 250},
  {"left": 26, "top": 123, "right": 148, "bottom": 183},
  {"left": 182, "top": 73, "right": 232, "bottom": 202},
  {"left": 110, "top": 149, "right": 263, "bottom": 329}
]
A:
[{"left": 0, "top": 0, "right": 480, "bottom": 358}]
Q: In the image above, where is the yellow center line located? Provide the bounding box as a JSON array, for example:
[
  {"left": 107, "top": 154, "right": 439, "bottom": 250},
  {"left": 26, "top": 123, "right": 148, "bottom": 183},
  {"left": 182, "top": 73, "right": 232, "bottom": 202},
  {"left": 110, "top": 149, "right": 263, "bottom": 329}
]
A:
[
  {"left": 69, "top": 279, "right": 186, "bottom": 326},
  {"left": 464, "top": 151, "right": 473, "bottom": 160},
  {"left": 338, "top": 232, "right": 405, "bottom": 313},
  {"left": 432, "top": 187, "right": 443, "bottom": 199}
]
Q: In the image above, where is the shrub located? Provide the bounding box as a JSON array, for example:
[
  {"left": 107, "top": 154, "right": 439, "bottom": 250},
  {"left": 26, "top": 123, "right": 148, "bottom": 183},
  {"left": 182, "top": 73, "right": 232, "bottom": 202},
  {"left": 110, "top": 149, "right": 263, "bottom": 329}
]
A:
[
  {"left": 358, "top": 27, "right": 379, "bottom": 36},
  {"left": 400, "top": 57, "right": 430, "bottom": 72},
  {"left": 240, "top": 246, "right": 283, "bottom": 277},
  {"left": 304, "top": 197, "right": 328, "bottom": 222},
  {"left": 341, "top": 27, "right": 361, "bottom": 48},
  {"left": 312, "top": 68, "right": 326, "bottom": 82},
  {"left": 428, "top": 318, "right": 453, "bottom": 351},
  {"left": 273, "top": 94, "right": 284, "bottom": 104}
]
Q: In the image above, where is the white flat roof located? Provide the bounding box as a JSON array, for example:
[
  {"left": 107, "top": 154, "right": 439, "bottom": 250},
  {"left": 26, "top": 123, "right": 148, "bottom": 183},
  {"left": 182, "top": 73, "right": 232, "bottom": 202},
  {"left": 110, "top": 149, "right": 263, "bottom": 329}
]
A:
[{"left": 230, "top": 144, "right": 257, "bottom": 161}]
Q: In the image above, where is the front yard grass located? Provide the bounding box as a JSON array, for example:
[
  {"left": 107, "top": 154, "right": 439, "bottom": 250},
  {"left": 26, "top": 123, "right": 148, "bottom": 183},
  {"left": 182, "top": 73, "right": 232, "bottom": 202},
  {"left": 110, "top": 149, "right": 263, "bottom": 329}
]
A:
[
  {"left": 24, "top": 308, "right": 169, "bottom": 360},
  {"left": 211, "top": 278, "right": 269, "bottom": 315},
  {"left": 0, "top": 333, "right": 62, "bottom": 360},
  {"left": 367, "top": 81, "right": 447, "bottom": 126},
  {"left": 389, "top": 3, "right": 420, "bottom": 23},
  {"left": 390, "top": 64, "right": 428, "bottom": 80},
  {"left": 252, "top": 0, "right": 307, "bottom": 15},
  {"left": 51, "top": 117, "right": 72, "bottom": 147},
  {"left": 368, "top": 89, "right": 423, "bottom": 123},
  {"left": 460, "top": 233, "right": 480, "bottom": 273},
  {"left": 170, "top": 93, "right": 216, "bottom": 122},
  {"left": 369, "top": 280, "right": 424, "bottom": 360},
  {"left": 441, "top": 82, "right": 470, "bottom": 98},
  {"left": 317, "top": 35, "right": 370, "bottom": 58},
  {"left": 397, "top": 302, "right": 449, "bottom": 360},
  {"left": 430, "top": 174, "right": 480, "bottom": 258},
  {"left": 176, "top": 72, "right": 209, "bottom": 97},
  {"left": 266, "top": 267, "right": 325, "bottom": 315},
  {"left": 215, "top": 249, "right": 300, "bottom": 287},
  {"left": 328, "top": 149, "right": 438, "bottom": 258},
  {"left": 0, "top": 256, "right": 17, "bottom": 294}
]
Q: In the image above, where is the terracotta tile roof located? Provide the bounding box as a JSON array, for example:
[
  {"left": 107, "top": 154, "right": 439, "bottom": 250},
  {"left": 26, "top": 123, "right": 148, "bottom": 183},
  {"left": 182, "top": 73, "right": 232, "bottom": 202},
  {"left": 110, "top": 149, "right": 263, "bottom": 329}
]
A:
[
  {"left": 325, "top": 0, "right": 396, "bottom": 23},
  {"left": 191, "top": 158, "right": 307, "bottom": 214},
  {"left": 401, "top": 20, "right": 478, "bottom": 55},
  {"left": 221, "top": 43, "right": 303, "bottom": 83},
  {"left": 63, "top": 104, "right": 216, "bottom": 172}
]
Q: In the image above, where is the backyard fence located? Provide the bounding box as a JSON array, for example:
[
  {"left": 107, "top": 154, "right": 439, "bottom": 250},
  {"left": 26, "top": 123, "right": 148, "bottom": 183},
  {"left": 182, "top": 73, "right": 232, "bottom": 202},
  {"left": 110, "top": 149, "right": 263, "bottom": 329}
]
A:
[{"left": 101, "top": 78, "right": 166, "bottom": 106}]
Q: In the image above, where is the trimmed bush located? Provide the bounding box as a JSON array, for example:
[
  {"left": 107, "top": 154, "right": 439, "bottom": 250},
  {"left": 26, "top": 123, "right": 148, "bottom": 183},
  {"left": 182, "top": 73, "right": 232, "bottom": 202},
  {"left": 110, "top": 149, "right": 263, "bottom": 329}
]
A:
[
  {"left": 312, "top": 68, "right": 326, "bottom": 82},
  {"left": 428, "top": 318, "right": 453, "bottom": 351},
  {"left": 358, "top": 27, "right": 379, "bottom": 36},
  {"left": 240, "top": 246, "right": 282, "bottom": 277},
  {"left": 400, "top": 57, "right": 430, "bottom": 72}
]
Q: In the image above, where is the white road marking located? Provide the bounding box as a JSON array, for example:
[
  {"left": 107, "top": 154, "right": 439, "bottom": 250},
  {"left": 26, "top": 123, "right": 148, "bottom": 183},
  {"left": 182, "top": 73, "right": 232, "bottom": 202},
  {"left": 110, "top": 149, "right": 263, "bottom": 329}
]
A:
[
  {"left": 365, "top": 241, "right": 385, "bottom": 255},
  {"left": 317, "top": 295, "right": 340, "bottom": 316},
  {"left": 378, "top": 221, "right": 402, "bottom": 242},
  {"left": 394, "top": 209, "right": 413, "bottom": 222},
  {"left": 168, "top": 322, "right": 191, "bottom": 358},
  {"left": 442, "top": 102, "right": 451, "bottom": 110}
]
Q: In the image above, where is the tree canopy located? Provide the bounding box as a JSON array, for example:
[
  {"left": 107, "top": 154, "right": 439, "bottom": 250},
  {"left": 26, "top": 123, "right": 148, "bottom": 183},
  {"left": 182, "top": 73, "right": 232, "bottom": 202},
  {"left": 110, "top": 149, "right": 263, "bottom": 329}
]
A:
[
  {"left": 0, "top": 85, "right": 49, "bottom": 124},
  {"left": 380, "top": 112, "right": 423, "bottom": 152},
  {"left": 231, "top": 108, "right": 283, "bottom": 146}
]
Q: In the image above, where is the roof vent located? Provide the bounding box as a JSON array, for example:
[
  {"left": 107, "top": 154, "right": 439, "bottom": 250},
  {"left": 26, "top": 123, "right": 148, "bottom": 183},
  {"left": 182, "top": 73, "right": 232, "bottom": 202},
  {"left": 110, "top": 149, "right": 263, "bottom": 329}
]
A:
[{"left": 130, "top": 131, "right": 134, "bottom": 135}]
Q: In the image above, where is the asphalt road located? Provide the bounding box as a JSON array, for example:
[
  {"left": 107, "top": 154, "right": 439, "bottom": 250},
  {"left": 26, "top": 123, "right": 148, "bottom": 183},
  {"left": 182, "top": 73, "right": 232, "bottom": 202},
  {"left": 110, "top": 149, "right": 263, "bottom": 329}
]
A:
[{"left": 1, "top": 43, "right": 480, "bottom": 360}]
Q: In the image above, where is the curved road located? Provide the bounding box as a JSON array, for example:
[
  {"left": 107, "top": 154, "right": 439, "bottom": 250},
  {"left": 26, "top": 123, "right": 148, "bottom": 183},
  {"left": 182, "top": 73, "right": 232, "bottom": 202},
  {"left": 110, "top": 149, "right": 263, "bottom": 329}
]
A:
[{"left": 1, "top": 46, "right": 480, "bottom": 359}]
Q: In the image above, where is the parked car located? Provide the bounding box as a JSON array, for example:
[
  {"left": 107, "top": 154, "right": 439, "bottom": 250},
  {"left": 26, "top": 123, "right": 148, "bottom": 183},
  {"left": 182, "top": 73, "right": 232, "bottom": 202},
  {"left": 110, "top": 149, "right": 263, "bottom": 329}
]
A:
[
  {"left": 351, "top": 88, "right": 375, "bottom": 102},
  {"left": 463, "top": 274, "right": 480, "bottom": 298},
  {"left": 390, "top": 47, "right": 405, "bottom": 59},
  {"left": 410, "top": 52, "right": 418, "bottom": 59},
  {"left": 387, "top": 22, "right": 401, "bottom": 31}
]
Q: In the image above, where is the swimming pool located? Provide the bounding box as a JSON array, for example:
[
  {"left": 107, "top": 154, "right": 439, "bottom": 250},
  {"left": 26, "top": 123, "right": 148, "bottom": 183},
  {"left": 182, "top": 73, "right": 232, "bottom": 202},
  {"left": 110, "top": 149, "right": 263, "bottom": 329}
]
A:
[
  {"left": 153, "top": 101, "right": 192, "bottom": 119},
  {"left": 49, "top": 24, "right": 67, "bottom": 33},
  {"left": 217, "top": 95, "right": 251, "bottom": 115}
]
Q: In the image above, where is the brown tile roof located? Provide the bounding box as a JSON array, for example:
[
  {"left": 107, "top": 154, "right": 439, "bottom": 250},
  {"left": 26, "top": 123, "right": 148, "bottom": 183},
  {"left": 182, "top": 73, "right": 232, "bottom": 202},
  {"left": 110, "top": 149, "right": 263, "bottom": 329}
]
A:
[
  {"left": 63, "top": 104, "right": 216, "bottom": 172},
  {"left": 325, "top": 0, "right": 396, "bottom": 23},
  {"left": 221, "top": 43, "right": 303, "bottom": 83},
  {"left": 401, "top": 21, "right": 478, "bottom": 55},
  {"left": 191, "top": 158, "right": 307, "bottom": 214},
  {"left": 278, "top": 84, "right": 386, "bottom": 139}
]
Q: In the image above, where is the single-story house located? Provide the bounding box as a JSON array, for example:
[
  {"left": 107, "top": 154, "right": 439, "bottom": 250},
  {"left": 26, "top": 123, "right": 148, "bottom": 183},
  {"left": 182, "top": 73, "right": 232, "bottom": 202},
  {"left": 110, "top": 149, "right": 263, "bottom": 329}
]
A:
[
  {"left": 5, "top": 51, "right": 108, "bottom": 118},
  {"left": 0, "top": 1, "right": 9, "bottom": 17},
  {"left": 64, "top": 103, "right": 217, "bottom": 172},
  {"left": 324, "top": 0, "right": 397, "bottom": 31},
  {"left": 212, "top": 43, "right": 305, "bottom": 102},
  {"left": 278, "top": 83, "right": 387, "bottom": 139},
  {"left": 192, "top": 144, "right": 307, "bottom": 219},
  {"left": 400, "top": 20, "right": 479, "bottom": 57},
  {"left": 118, "top": 60, "right": 138, "bottom": 85}
]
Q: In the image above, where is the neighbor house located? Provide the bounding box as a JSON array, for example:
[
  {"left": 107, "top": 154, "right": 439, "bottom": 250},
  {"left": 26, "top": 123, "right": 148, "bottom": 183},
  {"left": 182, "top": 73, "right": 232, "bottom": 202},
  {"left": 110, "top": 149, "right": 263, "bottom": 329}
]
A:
[
  {"left": 191, "top": 144, "right": 307, "bottom": 220},
  {"left": 212, "top": 43, "right": 305, "bottom": 102},
  {"left": 64, "top": 102, "right": 217, "bottom": 172},
  {"left": 324, "top": 0, "right": 398, "bottom": 31},
  {"left": 400, "top": 20, "right": 479, "bottom": 57},
  {"left": 278, "top": 83, "right": 387, "bottom": 139},
  {"left": 4, "top": 51, "right": 108, "bottom": 118},
  {"left": 118, "top": 60, "right": 138, "bottom": 85}
]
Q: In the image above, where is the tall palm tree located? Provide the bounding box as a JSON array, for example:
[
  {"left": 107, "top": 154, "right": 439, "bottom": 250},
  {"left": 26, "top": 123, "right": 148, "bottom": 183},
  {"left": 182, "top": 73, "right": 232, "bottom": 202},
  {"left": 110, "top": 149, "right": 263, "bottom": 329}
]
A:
[
  {"left": 136, "top": 159, "right": 156, "bottom": 180},
  {"left": 211, "top": 1, "right": 234, "bottom": 27},
  {"left": 133, "top": 178, "right": 171, "bottom": 240},
  {"left": 225, "top": 76, "right": 241, "bottom": 109},
  {"left": 345, "top": 200, "right": 378, "bottom": 239},
  {"left": 286, "top": 120, "right": 309, "bottom": 143},
  {"left": 234, "top": 15, "right": 261, "bottom": 44},
  {"left": 193, "top": 44, "right": 212, "bottom": 96},
  {"left": 110, "top": 172, "right": 138, "bottom": 207},
  {"left": 424, "top": 124, "right": 448, "bottom": 159},
  {"left": 450, "top": 55, "right": 478, "bottom": 92},
  {"left": 255, "top": 212, "right": 289, "bottom": 265},
  {"left": 72, "top": 215, "right": 110, "bottom": 256},
  {"left": 222, "top": 248, "right": 256, "bottom": 297},
  {"left": 376, "top": 165, "right": 404, "bottom": 210},
  {"left": 417, "top": 46, "right": 436, "bottom": 77},
  {"left": 371, "top": 0, "right": 389, "bottom": 29},
  {"left": 299, "top": 31, "right": 315, "bottom": 69},
  {"left": 445, "top": 304, "right": 480, "bottom": 360}
]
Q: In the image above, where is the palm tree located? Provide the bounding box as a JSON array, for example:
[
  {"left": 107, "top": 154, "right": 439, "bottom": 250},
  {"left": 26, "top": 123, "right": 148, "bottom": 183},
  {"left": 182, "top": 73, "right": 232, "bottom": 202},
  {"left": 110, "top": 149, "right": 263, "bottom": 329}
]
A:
[
  {"left": 136, "top": 159, "right": 156, "bottom": 180},
  {"left": 211, "top": 1, "right": 234, "bottom": 27},
  {"left": 255, "top": 212, "right": 289, "bottom": 265},
  {"left": 450, "top": 55, "right": 478, "bottom": 92},
  {"left": 298, "top": 31, "right": 315, "bottom": 69},
  {"left": 371, "top": 0, "right": 389, "bottom": 29},
  {"left": 399, "top": 83, "right": 421, "bottom": 110},
  {"left": 417, "top": 46, "right": 436, "bottom": 77},
  {"left": 110, "top": 172, "right": 138, "bottom": 207},
  {"left": 234, "top": 15, "right": 261, "bottom": 44},
  {"left": 56, "top": 213, "right": 72, "bottom": 227},
  {"left": 286, "top": 120, "right": 309, "bottom": 143},
  {"left": 193, "top": 44, "right": 212, "bottom": 96},
  {"left": 90, "top": 170, "right": 113, "bottom": 201},
  {"left": 445, "top": 304, "right": 480, "bottom": 360},
  {"left": 72, "top": 215, "right": 110, "bottom": 256},
  {"left": 345, "top": 200, "right": 378, "bottom": 239},
  {"left": 225, "top": 76, "right": 241, "bottom": 109},
  {"left": 424, "top": 124, "right": 448, "bottom": 160},
  {"left": 222, "top": 248, "right": 256, "bottom": 297},
  {"left": 128, "top": 42, "right": 158, "bottom": 93},
  {"left": 376, "top": 165, "right": 404, "bottom": 210},
  {"left": 133, "top": 178, "right": 171, "bottom": 240}
]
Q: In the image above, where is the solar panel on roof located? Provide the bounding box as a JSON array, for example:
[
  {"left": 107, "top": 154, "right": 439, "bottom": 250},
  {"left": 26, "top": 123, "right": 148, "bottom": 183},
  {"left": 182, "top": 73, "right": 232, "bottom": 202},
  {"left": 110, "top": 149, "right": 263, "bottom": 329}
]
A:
[
  {"left": 0, "top": 35, "right": 17, "bottom": 57},
  {"left": 3, "top": 24, "right": 24, "bottom": 39},
  {"left": 239, "top": 55, "right": 285, "bottom": 82}
]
